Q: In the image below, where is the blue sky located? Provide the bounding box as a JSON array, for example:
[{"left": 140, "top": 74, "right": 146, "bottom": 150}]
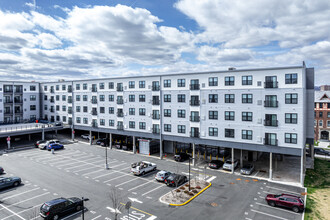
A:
[{"left": 0, "top": 0, "right": 329, "bottom": 85}]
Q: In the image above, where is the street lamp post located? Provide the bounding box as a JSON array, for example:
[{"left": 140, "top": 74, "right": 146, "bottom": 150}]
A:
[
  {"left": 105, "top": 143, "right": 109, "bottom": 169},
  {"left": 81, "top": 197, "right": 89, "bottom": 220},
  {"left": 188, "top": 156, "right": 194, "bottom": 191}
]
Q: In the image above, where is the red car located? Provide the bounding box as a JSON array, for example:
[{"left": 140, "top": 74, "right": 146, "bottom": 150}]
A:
[{"left": 265, "top": 194, "right": 304, "bottom": 213}]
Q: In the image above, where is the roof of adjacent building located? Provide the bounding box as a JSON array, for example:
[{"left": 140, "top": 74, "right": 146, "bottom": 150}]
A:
[{"left": 315, "top": 91, "right": 330, "bottom": 103}]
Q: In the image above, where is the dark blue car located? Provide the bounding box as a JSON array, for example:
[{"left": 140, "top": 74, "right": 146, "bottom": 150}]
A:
[{"left": 47, "top": 143, "right": 64, "bottom": 151}]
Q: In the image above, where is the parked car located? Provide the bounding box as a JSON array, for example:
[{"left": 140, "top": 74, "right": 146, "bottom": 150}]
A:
[
  {"left": 40, "top": 197, "right": 83, "bottom": 219},
  {"left": 240, "top": 164, "right": 255, "bottom": 175},
  {"left": 54, "top": 122, "right": 62, "bottom": 126},
  {"left": 174, "top": 152, "right": 190, "bottom": 162},
  {"left": 39, "top": 140, "right": 60, "bottom": 150},
  {"left": 0, "top": 167, "right": 4, "bottom": 174},
  {"left": 96, "top": 138, "right": 110, "bottom": 146},
  {"left": 314, "top": 148, "right": 330, "bottom": 156},
  {"left": 265, "top": 193, "right": 304, "bottom": 213},
  {"left": 131, "top": 161, "right": 157, "bottom": 176},
  {"left": 209, "top": 160, "right": 224, "bottom": 169},
  {"left": 0, "top": 177, "right": 21, "bottom": 190},
  {"left": 47, "top": 143, "right": 64, "bottom": 151},
  {"left": 81, "top": 134, "right": 90, "bottom": 140},
  {"left": 155, "top": 170, "right": 171, "bottom": 182},
  {"left": 122, "top": 145, "right": 133, "bottom": 151},
  {"left": 165, "top": 174, "right": 188, "bottom": 187},
  {"left": 35, "top": 140, "right": 46, "bottom": 148},
  {"left": 222, "top": 159, "right": 238, "bottom": 170}
]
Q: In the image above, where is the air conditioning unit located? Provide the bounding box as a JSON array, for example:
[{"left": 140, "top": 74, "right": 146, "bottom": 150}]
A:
[
  {"left": 125, "top": 112, "right": 127, "bottom": 116},
  {"left": 148, "top": 85, "right": 151, "bottom": 89},
  {"left": 257, "top": 136, "right": 262, "bottom": 142},
  {"left": 202, "top": 116, "right": 206, "bottom": 120},
  {"left": 124, "top": 125, "right": 127, "bottom": 129},
  {"left": 124, "top": 86, "right": 127, "bottom": 90},
  {"left": 148, "top": 127, "right": 151, "bottom": 131},
  {"left": 257, "top": 100, "right": 262, "bottom": 105},
  {"left": 148, "top": 113, "right": 151, "bottom": 117},
  {"left": 257, "top": 118, "right": 262, "bottom": 124},
  {"left": 125, "top": 99, "right": 127, "bottom": 103},
  {"left": 202, "top": 99, "right": 206, "bottom": 104},
  {"left": 202, "top": 132, "right": 205, "bottom": 137}
]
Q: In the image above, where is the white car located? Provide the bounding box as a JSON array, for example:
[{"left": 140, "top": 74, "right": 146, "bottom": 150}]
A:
[
  {"left": 155, "top": 170, "right": 171, "bottom": 182},
  {"left": 222, "top": 159, "right": 238, "bottom": 171},
  {"left": 81, "top": 134, "right": 90, "bottom": 140},
  {"left": 39, "top": 139, "right": 60, "bottom": 150},
  {"left": 131, "top": 161, "right": 157, "bottom": 176}
]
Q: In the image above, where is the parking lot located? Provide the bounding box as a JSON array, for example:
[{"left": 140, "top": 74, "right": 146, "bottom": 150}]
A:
[{"left": 0, "top": 140, "right": 306, "bottom": 220}]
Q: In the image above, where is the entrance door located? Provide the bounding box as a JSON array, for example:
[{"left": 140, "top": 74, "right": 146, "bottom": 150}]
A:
[
  {"left": 320, "top": 131, "right": 329, "bottom": 140},
  {"left": 248, "top": 151, "right": 253, "bottom": 162}
]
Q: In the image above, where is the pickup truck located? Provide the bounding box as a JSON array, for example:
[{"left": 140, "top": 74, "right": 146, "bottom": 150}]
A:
[{"left": 131, "top": 161, "right": 157, "bottom": 176}]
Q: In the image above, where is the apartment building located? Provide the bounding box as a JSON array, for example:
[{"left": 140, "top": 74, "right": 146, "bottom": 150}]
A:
[
  {"left": 314, "top": 86, "right": 330, "bottom": 141},
  {"left": 0, "top": 81, "right": 40, "bottom": 124}
]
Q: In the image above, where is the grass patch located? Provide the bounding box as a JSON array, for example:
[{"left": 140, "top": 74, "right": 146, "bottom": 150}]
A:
[{"left": 304, "top": 158, "right": 330, "bottom": 220}]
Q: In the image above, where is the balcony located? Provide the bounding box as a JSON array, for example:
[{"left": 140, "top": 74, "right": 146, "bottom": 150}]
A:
[
  {"left": 91, "top": 99, "right": 98, "bottom": 104},
  {"left": 14, "top": 99, "right": 23, "bottom": 104},
  {"left": 264, "top": 81, "right": 278, "bottom": 88},
  {"left": 92, "top": 122, "right": 98, "bottom": 128},
  {"left": 152, "top": 85, "right": 160, "bottom": 91},
  {"left": 117, "top": 112, "right": 124, "bottom": 117},
  {"left": 117, "top": 87, "right": 123, "bottom": 92},
  {"left": 190, "top": 100, "right": 200, "bottom": 106},
  {"left": 263, "top": 138, "right": 278, "bottom": 146},
  {"left": 152, "top": 99, "right": 160, "bottom": 105},
  {"left": 50, "top": 89, "right": 55, "bottom": 93},
  {"left": 190, "top": 116, "right": 200, "bottom": 122},
  {"left": 68, "top": 121, "right": 73, "bottom": 125},
  {"left": 68, "top": 99, "right": 73, "bottom": 104},
  {"left": 50, "top": 99, "right": 55, "bottom": 103},
  {"left": 68, "top": 88, "right": 72, "bottom": 93},
  {"left": 117, "top": 99, "right": 124, "bottom": 105},
  {"left": 152, "top": 127, "right": 160, "bottom": 134},
  {"left": 4, "top": 89, "right": 13, "bottom": 94},
  {"left": 264, "top": 119, "right": 278, "bottom": 127},
  {"left": 4, "top": 100, "right": 13, "bottom": 104},
  {"left": 50, "top": 109, "right": 55, "bottom": 113},
  {"left": 14, "top": 89, "right": 23, "bottom": 94},
  {"left": 189, "top": 84, "right": 200, "bottom": 90},
  {"left": 68, "top": 110, "right": 73, "bottom": 114},
  {"left": 4, "top": 111, "right": 13, "bottom": 115},
  {"left": 190, "top": 131, "right": 200, "bottom": 138},
  {"left": 152, "top": 114, "right": 160, "bottom": 120},
  {"left": 91, "top": 88, "right": 97, "bottom": 92},
  {"left": 264, "top": 100, "right": 278, "bottom": 107},
  {"left": 14, "top": 110, "right": 23, "bottom": 114},
  {"left": 117, "top": 124, "right": 124, "bottom": 130},
  {"left": 91, "top": 110, "right": 98, "bottom": 116}
]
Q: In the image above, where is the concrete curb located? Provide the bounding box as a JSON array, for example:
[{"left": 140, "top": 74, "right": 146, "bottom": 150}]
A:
[{"left": 169, "top": 182, "right": 212, "bottom": 206}]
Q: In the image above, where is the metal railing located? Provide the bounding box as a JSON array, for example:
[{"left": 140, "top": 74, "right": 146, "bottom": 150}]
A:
[
  {"left": 190, "top": 116, "right": 200, "bottom": 122},
  {"left": 264, "top": 81, "right": 278, "bottom": 88},
  {"left": 264, "top": 119, "right": 278, "bottom": 127},
  {"left": 264, "top": 100, "right": 278, "bottom": 107},
  {"left": 189, "top": 84, "right": 200, "bottom": 90},
  {"left": 263, "top": 138, "right": 278, "bottom": 146},
  {"left": 190, "top": 100, "right": 200, "bottom": 106}
]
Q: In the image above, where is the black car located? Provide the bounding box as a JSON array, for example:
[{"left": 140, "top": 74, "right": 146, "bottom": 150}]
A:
[
  {"left": 208, "top": 160, "right": 224, "bottom": 169},
  {"left": 35, "top": 140, "right": 46, "bottom": 148},
  {"left": 165, "top": 174, "right": 188, "bottom": 187},
  {"left": 40, "top": 197, "right": 83, "bottom": 219},
  {"left": 174, "top": 153, "right": 190, "bottom": 162},
  {"left": 314, "top": 148, "right": 330, "bottom": 156},
  {"left": 96, "top": 138, "right": 110, "bottom": 146}
]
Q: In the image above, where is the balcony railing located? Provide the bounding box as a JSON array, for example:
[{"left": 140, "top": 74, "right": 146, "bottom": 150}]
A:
[
  {"left": 91, "top": 99, "right": 97, "bottom": 104},
  {"left": 92, "top": 122, "right": 98, "bottom": 128},
  {"left": 117, "top": 124, "right": 124, "bottom": 130},
  {"left": 91, "top": 88, "right": 97, "bottom": 92},
  {"left": 117, "top": 100, "right": 124, "bottom": 104},
  {"left": 117, "top": 87, "right": 123, "bottom": 92},
  {"left": 190, "top": 116, "right": 200, "bottom": 122},
  {"left": 91, "top": 111, "right": 98, "bottom": 116},
  {"left": 264, "top": 81, "right": 278, "bottom": 88},
  {"left": 263, "top": 138, "right": 278, "bottom": 146},
  {"left": 50, "top": 99, "right": 55, "bottom": 103},
  {"left": 68, "top": 110, "right": 73, "bottom": 114},
  {"left": 14, "top": 110, "right": 23, "bottom": 114},
  {"left": 14, "top": 99, "right": 23, "bottom": 103},
  {"left": 152, "top": 114, "right": 160, "bottom": 120},
  {"left": 68, "top": 88, "right": 72, "bottom": 93},
  {"left": 264, "top": 119, "right": 278, "bottom": 127},
  {"left": 190, "top": 100, "right": 200, "bottom": 106},
  {"left": 50, "top": 89, "right": 55, "bottom": 93},
  {"left": 190, "top": 131, "right": 200, "bottom": 138},
  {"left": 4, "top": 100, "right": 13, "bottom": 104},
  {"left": 50, "top": 109, "right": 54, "bottom": 113},
  {"left": 152, "top": 99, "right": 160, "bottom": 105},
  {"left": 68, "top": 100, "right": 73, "bottom": 104},
  {"left": 68, "top": 121, "right": 73, "bottom": 125},
  {"left": 152, "top": 127, "right": 160, "bottom": 134},
  {"left": 14, "top": 89, "right": 23, "bottom": 94},
  {"left": 152, "top": 85, "right": 160, "bottom": 91},
  {"left": 189, "top": 84, "right": 200, "bottom": 90},
  {"left": 4, "top": 111, "right": 13, "bottom": 115},
  {"left": 4, "top": 90, "right": 13, "bottom": 93},
  {"left": 117, "top": 112, "right": 124, "bottom": 117},
  {"left": 264, "top": 100, "right": 278, "bottom": 107}
]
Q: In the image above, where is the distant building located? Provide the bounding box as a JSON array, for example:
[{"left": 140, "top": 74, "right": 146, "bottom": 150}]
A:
[{"left": 314, "top": 85, "right": 330, "bottom": 141}]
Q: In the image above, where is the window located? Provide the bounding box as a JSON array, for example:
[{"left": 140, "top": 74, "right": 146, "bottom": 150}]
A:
[
  {"left": 225, "top": 76, "right": 235, "bottom": 86},
  {"left": 76, "top": 95, "right": 80, "bottom": 101},
  {"left": 164, "top": 124, "right": 171, "bottom": 132},
  {"left": 30, "top": 85, "right": 36, "bottom": 91},
  {"left": 285, "top": 133, "right": 297, "bottom": 144},
  {"left": 178, "top": 94, "right": 185, "bottom": 103},
  {"left": 56, "top": 95, "right": 59, "bottom": 101},
  {"left": 44, "top": 105, "right": 48, "bottom": 111},
  {"left": 328, "top": 112, "right": 330, "bottom": 118},
  {"left": 81, "top": 95, "right": 87, "bottom": 101},
  {"left": 76, "top": 106, "right": 81, "bottom": 112},
  {"left": 139, "top": 122, "right": 146, "bottom": 130},
  {"left": 328, "top": 103, "right": 330, "bottom": 109},
  {"left": 209, "top": 94, "right": 218, "bottom": 103},
  {"left": 56, "top": 85, "right": 59, "bottom": 91},
  {"left": 164, "top": 94, "right": 171, "bottom": 102},
  {"left": 30, "top": 115, "right": 36, "bottom": 120},
  {"left": 109, "top": 120, "right": 115, "bottom": 127},
  {"left": 139, "top": 81, "right": 145, "bottom": 88},
  {"left": 178, "top": 109, "right": 185, "bottom": 118},
  {"left": 190, "top": 79, "right": 199, "bottom": 90},
  {"left": 62, "top": 95, "right": 66, "bottom": 101},
  {"left": 225, "top": 94, "right": 235, "bottom": 103},
  {"left": 139, "top": 95, "right": 145, "bottom": 102},
  {"left": 109, "top": 95, "right": 114, "bottom": 102},
  {"left": 164, "top": 109, "right": 171, "bottom": 117},
  {"left": 44, "top": 86, "right": 47, "bottom": 91},
  {"left": 129, "top": 81, "right": 135, "bottom": 89},
  {"left": 129, "top": 108, "right": 135, "bottom": 115},
  {"left": 129, "top": 121, "right": 135, "bottom": 129},
  {"left": 108, "top": 82, "right": 114, "bottom": 89},
  {"left": 319, "top": 120, "right": 323, "bottom": 126},
  {"left": 139, "top": 108, "right": 146, "bottom": 116},
  {"left": 83, "top": 118, "right": 88, "bottom": 124},
  {"left": 285, "top": 73, "right": 297, "bottom": 84},
  {"left": 61, "top": 85, "right": 66, "bottom": 91},
  {"left": 56, "top": 105, "right": 60, "bottom": 111},
  {"left": 209, "top": 111, "right": 218, "bottom": 120},
  {"left": 62, "top": 116, "right": 66, "bottom": 122},
  {"left": 225, "top": 129, "right": 235, "bottom": 138},
  {"left": 319, "top": 112, "right": 323, "bottom": 117},
  {"left": 209, "top": 128, "right": 218, "bottom": 137},
  {"left": 164, "top": 79, "right": 171, "bottom": 88},
  {"left": 242, "top": 75, "right": 252, "bottom": 85},
  {"left": 209, "top": 77, "right": 218, "bottom": 86},
  {"left": 129, "top": 95, "right": 135, "bottom": 102},
  {"left": 242, "top": 94, "right": 253, "bottom": 103},
  {"left": 178, "top": 125, "right": 186, "bottom": 133},
  {"left": 178, "top": 79, "right": 185, "bottom": 87},
  {"left": 76, "top": 117, "right": 81, "bottom": 123},
  {"left": 100, "top": 95, "right": 105, "bottom": 102},
  {"left": 285, "top": 113, "right": 297, "bottom": 124},
  {"left": 99, "top": 83, "right": 105, "bottom": 90},
  {"left": 83, "top": 106, "right": 88, "bottom": 113},
  {"left": 30, "top": 95, "right": 36, "bottom": 101},
  {"left": 225, "top": 111, "right": 235, "bottom": 120},
  {"left": 76, "top": 84, "right": 80, "bottom": 90},
  {"left": 242, "top": 130, "right": 252, "bottom": 140},
  {"left": 83, "top": 83, "right": 87, "bottom": 90},
  {"left": 100, "top": 107, "right": 105, "bottom": 114},
  {"left": 265, "top": 95, "right": 278, "bottom": 107},
  {"left": 62, "top": 106, "right": 66, "bottom": 111},
  {"left": 242, "top": 112, "right": 253, "bottom": 121},
  {"left": 327, "top": 120, "right": 330, "bottom": 127},
  {"left": 285, "top": 93, "right": 298, "bottom": 104},
  {"left": 319, "top": 103, "right": 323, "bottom": 108}
]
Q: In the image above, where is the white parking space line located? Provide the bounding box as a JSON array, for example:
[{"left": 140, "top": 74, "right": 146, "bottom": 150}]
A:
[
  {"left": 37, "top": 151, "right": 83, "bottom": 161},
  {"left": 115, "top": 178, "right": 139, "bottom": 187},
  {"left": 0, "top": 192, "right": 50, "bottom": 210},
  {"left": 19, "top": 151, "right": 44, "bottom": 157},
  {"left": 251, "top": 209, "right": 289, "bottom": 220},
  {"left": 206, "top": 176, "right": 216, "bottom": 182},
  {"left": 82, "top": 169, "right": 104, "bottom": 176},
  {"left": 103, "top": 174, "right": 128, "bottom": 183},
  {"left": 2, "top": 187, "right": 40, "bottom": 201},
  {"left": 0, "top": 183, "right": 31, "bottom": 193},
  {"left": 91, "top": 215, "right": 102, "bottom": 220},
  {"left": 2, "top": 203, "right": 44, "bottom": 220},
  {"left": 62, "top": 158, "right": 102, "bottom": 169},
  {"left": 92, "top": 167, "right": 128, "bottom": 179},
  {"left": 141, "top": 185, "right": 164, "bottom": 196},
  {"left": 255, "top": 202, "right": 301, "bottom": 215},
  {"left": 50, "top": 154, "right": 93, "bottom": 165},
  {"left": 266, "top": 186, "right": 302, "bottom": 195},
  {"left": 72, "top": 166, "right": 99, "bottom": 173},
  {"left": 128, "top": 181, "right": 152, "bottom": 191},
  {"left": 0, "top": 204, "right": 26, "bottom": 220}
]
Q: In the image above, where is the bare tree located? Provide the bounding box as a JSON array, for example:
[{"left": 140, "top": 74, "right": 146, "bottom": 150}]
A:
[{"left": 109, "top": 186, "right": 125, "bottom": 220}]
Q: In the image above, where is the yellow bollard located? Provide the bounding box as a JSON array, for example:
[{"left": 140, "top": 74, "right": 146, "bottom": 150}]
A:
[
  {"left": 180, "top": 149, "right": 182, "bottom": 153},
  {"left": 176, "top": 148, "right": 177, "bottom": 153},
  {"left": 204, "top": 152, "right": 206, "bottom": 160},
  {"left": 186, "top": 150, "right": 188, "bottom": 154},
  {"left": 210, "top": 154, "right": 212, "bottom": 161},
  {"left": 198, "top": 151, "right": 200, "bottom": 159},
  {"left": 216, "top": 155, "right": 218, "bottom": 160},
  {"left": 223, "top": 156, "right": 225, "bottom": 162}
]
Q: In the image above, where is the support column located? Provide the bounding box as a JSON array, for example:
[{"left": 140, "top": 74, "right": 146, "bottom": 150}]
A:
[
  {"left": 71, "top": 128, "right": 75, "bottom": 141},
  {"left": 269, "top": 152, "right": 273, "bottom": 180},
  {"left": 160, "top": 139, "right": 163, "bottom": 160},
  {"left": 28, "top": 134, "right": 31, "bottom": 141},
  {"left": 133, "top": 136, "right": 136, "bottom": 154},
  {"left": 109, "top": 133, "right": 112, "bottom": 149},
  {"left": 300, "top": 149, "right": 304, "bottom": 187},
  {"left": 55, "top": 129, "right": 57, "bottom": 137},
  {"left": 275, "top": 154, "right": 278, "bottom": 171},
  {"left": 42, "top": 129, "right": 45, "bottom": 141},
  {"left": 311, "top": 144, "right": 314, "bottom": 160},
  {"left": 240, "top": 149, "right": 243, "bottom": 168},
  {"left": 231, "top": 148, "right": 234, "bottom": 174},
  {"left": 192, "top": 143, "right": 196, "bottom": 166},
  {"left": 89, "top": 130, "right": 92, "bottom": 145}
]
